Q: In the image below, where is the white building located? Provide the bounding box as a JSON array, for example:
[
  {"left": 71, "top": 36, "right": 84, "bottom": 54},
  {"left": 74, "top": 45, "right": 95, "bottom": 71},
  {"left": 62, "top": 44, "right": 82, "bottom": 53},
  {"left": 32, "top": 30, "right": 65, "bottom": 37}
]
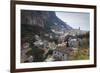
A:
[
  {"left": 53, "top": 47, "right": 73, "bottom": 61},
  {"left": 68, "top": 37, "right": 80, "bottom": 49},
  {"left": 68, "top": 38, "right": 78, "bottom": 48},
  {"left": 48, "top": 42, "right": 57, "bottom": 50}
]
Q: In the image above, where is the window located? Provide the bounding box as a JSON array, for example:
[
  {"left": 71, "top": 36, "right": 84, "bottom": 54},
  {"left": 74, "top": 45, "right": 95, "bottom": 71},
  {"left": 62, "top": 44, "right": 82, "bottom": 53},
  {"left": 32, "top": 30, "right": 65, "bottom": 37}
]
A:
[{"left": 62, "top": 54, "right": 64, "bottom": 56}]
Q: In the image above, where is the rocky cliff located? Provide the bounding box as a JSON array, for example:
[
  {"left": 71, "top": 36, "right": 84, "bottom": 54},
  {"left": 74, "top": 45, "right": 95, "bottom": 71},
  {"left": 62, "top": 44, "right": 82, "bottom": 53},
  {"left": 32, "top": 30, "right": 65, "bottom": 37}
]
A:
[
  {"left": 21, "top": 10, "right": 72, "bottom": 31},
  {"left": 21, "top": 10, "right": 73, "bottom": 42}
]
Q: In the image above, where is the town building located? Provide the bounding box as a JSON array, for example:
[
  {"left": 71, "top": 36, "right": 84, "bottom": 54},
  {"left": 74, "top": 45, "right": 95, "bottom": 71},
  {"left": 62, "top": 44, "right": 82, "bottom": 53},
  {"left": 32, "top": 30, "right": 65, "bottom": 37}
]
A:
[
  {"left": 68, "top": 37, "right": 79, "bottom": 48},
  {"left": 53, "top": 47, "right": 74, "bottom": 61}
]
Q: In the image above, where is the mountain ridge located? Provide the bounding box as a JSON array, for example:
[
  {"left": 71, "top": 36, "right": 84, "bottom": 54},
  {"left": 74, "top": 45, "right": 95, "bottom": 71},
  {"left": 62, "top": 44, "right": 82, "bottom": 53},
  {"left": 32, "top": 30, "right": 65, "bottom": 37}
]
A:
[{"left": 21, "top": 10, "right": 73, "bottom": 32}]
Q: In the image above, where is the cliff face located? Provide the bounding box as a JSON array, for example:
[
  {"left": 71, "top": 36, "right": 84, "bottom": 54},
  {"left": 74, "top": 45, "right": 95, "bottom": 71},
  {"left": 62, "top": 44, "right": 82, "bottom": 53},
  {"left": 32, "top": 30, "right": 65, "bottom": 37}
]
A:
[
  {"left": 21, "top": 10, "right": 73, "bottom": 43},
  {"left": 21, "top": 10, "right": 72, "bottom": 31}
]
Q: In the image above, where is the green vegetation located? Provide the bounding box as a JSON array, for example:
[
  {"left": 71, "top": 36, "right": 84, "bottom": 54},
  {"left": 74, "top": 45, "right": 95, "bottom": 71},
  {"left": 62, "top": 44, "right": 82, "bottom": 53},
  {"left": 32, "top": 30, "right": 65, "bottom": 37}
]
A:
[
  {"left": 71, "top": 48, "right": 89, "bottom": 60},
  {"left": 78, "top": 32, "right": 89, "bottom": 49},
  {"left": 78, "top": 48, "right": 89, "bottom": 60}
]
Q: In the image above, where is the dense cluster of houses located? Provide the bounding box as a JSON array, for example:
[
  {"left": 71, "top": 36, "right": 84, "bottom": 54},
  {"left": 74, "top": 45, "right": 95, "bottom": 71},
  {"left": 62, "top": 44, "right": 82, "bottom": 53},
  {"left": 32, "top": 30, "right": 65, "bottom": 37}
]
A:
[
  {"left": 21, "top": 28, "right": 85, "bottom": 62},
  {"left": 52, "top": 35, "right": 80, "bottom": 61}
]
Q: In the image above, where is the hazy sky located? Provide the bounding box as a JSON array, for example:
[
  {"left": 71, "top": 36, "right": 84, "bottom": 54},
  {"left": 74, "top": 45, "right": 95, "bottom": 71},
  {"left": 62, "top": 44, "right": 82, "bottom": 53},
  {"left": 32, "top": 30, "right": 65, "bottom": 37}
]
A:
[{"left": 56, "top": 11, "right": 90, "bottom": 31}]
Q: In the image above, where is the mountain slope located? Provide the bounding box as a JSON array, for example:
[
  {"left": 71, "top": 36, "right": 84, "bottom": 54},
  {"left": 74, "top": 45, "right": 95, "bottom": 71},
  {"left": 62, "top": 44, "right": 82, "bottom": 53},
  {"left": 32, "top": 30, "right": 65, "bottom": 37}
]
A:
[{"left": 21, "top": 10, "right": 73, "bottom": 32}]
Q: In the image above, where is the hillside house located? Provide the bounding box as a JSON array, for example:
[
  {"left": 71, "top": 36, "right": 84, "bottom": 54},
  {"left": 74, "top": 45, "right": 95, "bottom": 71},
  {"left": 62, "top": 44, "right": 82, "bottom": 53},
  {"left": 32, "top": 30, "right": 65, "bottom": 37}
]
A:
[
  {"left": 68, "top": 37, "right": 80, "bottom": 49},
  {"left": 53, "top": 47, "right": 74, "bottom": 61},
  {"left": 48, "top": 42, "right": 57, "bottom": 50}
]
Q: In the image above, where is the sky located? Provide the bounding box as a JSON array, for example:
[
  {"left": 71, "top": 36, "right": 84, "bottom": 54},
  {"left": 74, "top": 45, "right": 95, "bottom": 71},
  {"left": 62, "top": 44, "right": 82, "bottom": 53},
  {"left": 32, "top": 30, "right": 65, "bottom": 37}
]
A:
[{"left": 56, "top": 11, "right": 90, "bottom": 31}]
